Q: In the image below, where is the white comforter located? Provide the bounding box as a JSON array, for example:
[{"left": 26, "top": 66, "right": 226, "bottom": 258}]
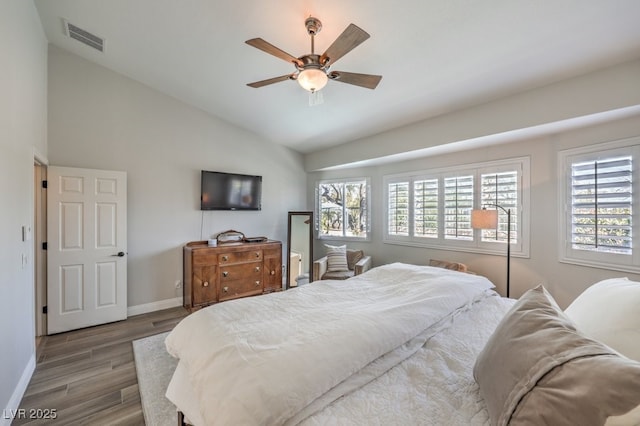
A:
[
  {"left": 301, "top": 294, "right": 514, "bottom": 425},
  {"left": 165, "top": 263, "right": 496, "bottom": 425}
]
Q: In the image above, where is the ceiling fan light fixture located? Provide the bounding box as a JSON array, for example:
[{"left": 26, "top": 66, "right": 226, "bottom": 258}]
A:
[
  {"left": 297, "top": 68, "right": 328, "bottom": 92},
  {"left": 245, "top": 16, "right": 382, "bottom": 94}
]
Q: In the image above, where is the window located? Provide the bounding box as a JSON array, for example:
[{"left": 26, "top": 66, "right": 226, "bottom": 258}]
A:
[
  {"left": 559, "top": 138, "right": 640, "bottom": 272},
  {"left": 479, "top": 171, "right": 518, "bottom": 244},
  {"left": 317, "top": 178, "right": 370, "bottom": 240},
  {"left": 444, "top": 175, "right": 473, "bottom": 240},
  {"left": 571, "top": 156, "right": 631, "bottom": 253},
  {"left": 384, "top": 157, "right": 529, "bottom": 256}
]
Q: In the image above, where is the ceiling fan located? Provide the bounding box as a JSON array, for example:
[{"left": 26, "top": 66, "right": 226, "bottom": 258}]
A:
[{"left": 245, "top": 17, "right": 382, "bottom": 95}]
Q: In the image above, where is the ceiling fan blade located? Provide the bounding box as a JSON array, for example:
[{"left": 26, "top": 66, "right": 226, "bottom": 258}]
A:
[
  {"left": 320, "top": 24, "right": 370, "bottom": 66},
  {"left": 245, "top": 38, "right": 303, "bottom": 67},
  {"left": 328, "top": 71, "right": 382, "bottom": 89},
  {"left": 247, "top": 74, "right": 296, "bottom": 88}
]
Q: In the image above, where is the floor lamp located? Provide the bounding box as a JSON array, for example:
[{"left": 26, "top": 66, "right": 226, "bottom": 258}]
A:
[{"left": 471, "top": 205, "right": 511, "bottom": 298}]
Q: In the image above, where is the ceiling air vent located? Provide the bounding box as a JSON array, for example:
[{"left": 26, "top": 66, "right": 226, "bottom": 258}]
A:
[{"left": 64, "top": 20, "right": 105, "bottom": 52}]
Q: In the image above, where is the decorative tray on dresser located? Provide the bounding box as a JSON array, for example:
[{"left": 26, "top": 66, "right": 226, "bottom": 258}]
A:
[{"left": 183, "top": 240, "right": 282, "bottom": 311}]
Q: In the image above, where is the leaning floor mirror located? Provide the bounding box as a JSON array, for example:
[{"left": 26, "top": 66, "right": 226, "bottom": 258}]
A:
[{"left": 287, "top": 211, "right": 313, "bottom": 289}]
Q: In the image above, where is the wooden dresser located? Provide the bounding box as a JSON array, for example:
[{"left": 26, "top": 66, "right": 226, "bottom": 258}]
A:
[{"left": 183, "top": 240, "right": 282, "bottom": 311}]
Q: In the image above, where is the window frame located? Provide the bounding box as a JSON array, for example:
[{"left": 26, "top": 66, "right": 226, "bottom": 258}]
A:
[
  {"left": 383, "top": 157, "right": 530, "bottom": 257},
  {"left": 558, "top": 137, "right": 640, "bottom": 273},
  {"left": 315, "top": 177, "right": 371, "bottom": 241}
]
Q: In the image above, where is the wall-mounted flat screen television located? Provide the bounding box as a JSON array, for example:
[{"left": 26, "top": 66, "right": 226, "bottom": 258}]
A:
[{"left": 200, "top": 170, "right": 262, "bottom": 211}]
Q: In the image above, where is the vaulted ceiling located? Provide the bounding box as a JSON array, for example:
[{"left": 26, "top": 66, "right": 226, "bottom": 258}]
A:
[{"left": 34, "top": 0, "right": 640, "bottom": 154}]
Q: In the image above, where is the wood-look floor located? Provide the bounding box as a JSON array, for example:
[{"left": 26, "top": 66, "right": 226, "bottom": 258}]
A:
[{"left": 15, "top": 307, "right": 189, "bottom": 425}]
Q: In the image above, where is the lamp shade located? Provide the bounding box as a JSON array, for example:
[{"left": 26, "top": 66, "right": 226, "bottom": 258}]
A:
[
  {"left": 471, "top": 209, "right": 498, "bottom": 229},
  {"left": 297, "top": 68, "right": 328, "bottom": 92}
]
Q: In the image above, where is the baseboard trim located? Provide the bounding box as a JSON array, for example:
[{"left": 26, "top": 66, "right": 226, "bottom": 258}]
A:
[
  {"left": 2, "top": 354, "right": 36, "bottom": 426},
  {"left": 127, "top": 297, "right": 182, "bottom": 317}
]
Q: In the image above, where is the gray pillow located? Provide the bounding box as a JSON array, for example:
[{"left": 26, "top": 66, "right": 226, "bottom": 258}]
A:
[
  {"left": 324, "top": 244, "right": 348, "bottom": 272},
  {"left": 474, "top": 284, "right": 640, "bottom": 426}
]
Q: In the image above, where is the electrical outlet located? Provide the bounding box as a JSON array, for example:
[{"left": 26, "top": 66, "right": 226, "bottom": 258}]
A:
[{"left": 175, "top": 280, "right": 182, "bottom": 289}]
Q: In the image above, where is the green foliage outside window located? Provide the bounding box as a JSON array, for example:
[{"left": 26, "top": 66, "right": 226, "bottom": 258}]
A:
[{"left": 319, "top": 180, "right": 369, "bottom": 238}]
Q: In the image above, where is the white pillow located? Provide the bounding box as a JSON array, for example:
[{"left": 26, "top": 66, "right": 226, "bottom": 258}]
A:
[
  {"left": 565, "top": 277, "right": 640, "bottom": 361},
  {"left": 324, "top": 244, "right": 348, "bottom": 272}
]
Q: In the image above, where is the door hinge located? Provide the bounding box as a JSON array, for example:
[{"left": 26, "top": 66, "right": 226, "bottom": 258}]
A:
[
  {"left": 42, "top": 180, "right": 48, "bottom": 189},
  {"left": 42, "top": 306, "right": 47, "bottom": 314},
  {"left": 42, "top": 242, "right": 47, "bottom": 250}
]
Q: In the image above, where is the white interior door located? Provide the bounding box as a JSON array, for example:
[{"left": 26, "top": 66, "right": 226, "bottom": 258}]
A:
[{"left": 47, "top": 166, "right": 127, "bottom": 334}]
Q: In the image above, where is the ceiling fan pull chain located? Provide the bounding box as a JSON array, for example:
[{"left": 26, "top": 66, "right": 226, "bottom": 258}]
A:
[{"left": 309, "top": 90, "right": 324, "bottom": 106}]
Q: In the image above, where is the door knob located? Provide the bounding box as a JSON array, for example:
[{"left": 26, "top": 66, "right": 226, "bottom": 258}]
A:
[{"left": 111, "top": 251, "right": 125, "bottom": 257}]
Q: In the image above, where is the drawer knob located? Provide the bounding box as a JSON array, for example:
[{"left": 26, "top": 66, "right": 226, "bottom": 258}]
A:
[
  {"left": 203, "top": 281, "right": 209, "bottom": 287},
  {"left": 255, "top": 281, "right": 260, "bottom": 287},
  {"left": 255, "top": 266, "right": 260, "bottom": 272},
  {"left": 255, "top": 252, "right": 260, "bottom": 257},
  {"left": 223, "top": 286, "right": 229, "bottom": 293},
  {"left": 222, "top": 255, "right": 228, "bottom": 261},
  {"left": 223, "top": 271, "right": 229, "bottom": 277},
  {"left": 270, "top": 270, "right": 275, "bottom": 276}
]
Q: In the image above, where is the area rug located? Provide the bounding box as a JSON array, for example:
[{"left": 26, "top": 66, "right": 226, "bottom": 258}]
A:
[{"left": 132, "top": 331, "right": 177, "bottom": 426}]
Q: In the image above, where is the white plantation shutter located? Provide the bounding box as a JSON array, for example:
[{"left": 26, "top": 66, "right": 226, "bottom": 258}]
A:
[
  {"left": 414, "top": 178, "right": 438, "bottom": 238},
  {"left": 388, "top": 181, "right": 409, "bottom": 236},
  {"left": 559, "top": 139, "right": 640, "bottom": 273},
  {"left": 570, "top": 156, "right": 632, "bottom": 254},
  {"left": 444, "top": 175, "right": 473, "bottom": 240},
  {"left": 383, "top": 157, "right": 529, "bottom": 257},
  {"left": 480, "top": 171, "right": 518, "bottom": 243}
]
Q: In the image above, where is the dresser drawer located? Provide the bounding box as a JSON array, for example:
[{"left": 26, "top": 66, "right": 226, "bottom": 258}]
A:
[
  {"left": 219, "top": 250, "right": 263, "bottom": 265},
  {"left": 220, "top": 262, "right": 262, "bottom": 282},
  {"left": 219, "top": 279, "right": 262, "bottom": 301},
  {"left": 192, "top": 251, "right": 218, "bottom": 266}
]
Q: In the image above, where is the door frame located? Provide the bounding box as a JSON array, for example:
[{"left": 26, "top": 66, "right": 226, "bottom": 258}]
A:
[{"left": 34, "top": 151, "right": 48, "bottom": 337}]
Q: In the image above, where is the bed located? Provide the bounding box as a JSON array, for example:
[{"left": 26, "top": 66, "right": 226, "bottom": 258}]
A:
[{"left": 164, "top": 263, "right": 640, "bottom": 426}]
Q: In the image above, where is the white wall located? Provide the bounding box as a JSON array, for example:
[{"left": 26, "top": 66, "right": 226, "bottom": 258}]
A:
[
  {"left": 305, "top": 59, "right": 640, "bottom": 172},
  {"left": 0, "top": 0, "right": 48, "bottom": 420},
  {"left": 308, "top": 114, "right": 640, "bottom": 308},
  {"left": 47, "top": 46, "right": 307, "bottom": 309}
]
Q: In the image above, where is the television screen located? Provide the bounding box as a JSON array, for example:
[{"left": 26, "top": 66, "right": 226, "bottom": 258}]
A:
[{"left": 201, "top": 170, "right": 262, "bottom": 210}]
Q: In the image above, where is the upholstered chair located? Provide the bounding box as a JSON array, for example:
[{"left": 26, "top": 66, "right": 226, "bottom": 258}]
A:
[{"left": 313, "top": 246, "right": 372, "bottom": 281}]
